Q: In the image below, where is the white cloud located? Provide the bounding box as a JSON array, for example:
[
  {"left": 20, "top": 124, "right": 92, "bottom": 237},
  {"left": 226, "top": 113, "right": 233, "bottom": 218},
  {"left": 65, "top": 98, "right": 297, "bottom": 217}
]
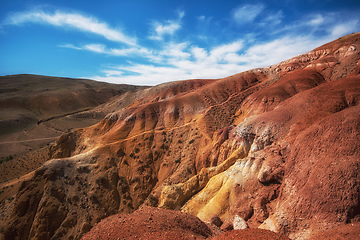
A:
[
  {"left": 330, "top": 20, "right": 359, "bottom": 39},
  {"left": 89, "top": 40, "right": 247, "bottom": 85},
  {"left": 58, "top": 43, "right": 82, "bottom": 50},
  {"left": 308, "top": 14, "right": 325, "bottom": 26},
  {"left": 71, "top": 8, "right": 359, "bottom": 86},
  {"left": 191, "top": 47, "right": 208, "bottom": 61},
  {"left": 60, "top": 43, "right": 151, "bottom": 57},
  {"left": 5, "top": 9, "right": 136, "bottom": 45},
  {"left": 178, "top": 11, "right": 185, "bottom": 19},
  {"left": 209, "top": 42, "right": 243, "bottom": 62},
  {"left": 84, "top": 44, "right": 106, "bottom": 53},
  {"left": 197, "top": 16, "right": 206, "bottom": 21},
  {"left": 239, "top": 36, "right": 322, "bottom": 68},
  {"left": 261, "top": 10, "right": 283, "bottom": 26},
  {"left": 150, "top": 22, "right": 181, "bottom": 40},
  {"left": 103, "top": 69, "right": 125, "bottom": 77},
  {"left": 87, "top": 29, "right": 345, "bottom": 85},
  {"left": 270, "top": 11, "right": 359, "bottom": 40},
  {"left": 232, "top": 4, "right": 265, "bottom": 24},
  {"left": 149, "top": 11, "right": 184, "bottom": 40},
  {"left": 160, "top": 42, "right": 190, "bottom": 59},
  {"left": 111, "top": 47, "right": 152, "bottom": 56},
  {"left": 92, "top": 64, "right": 189, "bottom": 85}
]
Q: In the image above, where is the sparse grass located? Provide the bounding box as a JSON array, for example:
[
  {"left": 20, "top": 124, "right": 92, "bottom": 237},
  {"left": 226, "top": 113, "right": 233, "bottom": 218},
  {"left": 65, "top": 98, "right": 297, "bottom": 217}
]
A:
[{"left": 0, "top": 155, "right": 13, "bottom": 164}]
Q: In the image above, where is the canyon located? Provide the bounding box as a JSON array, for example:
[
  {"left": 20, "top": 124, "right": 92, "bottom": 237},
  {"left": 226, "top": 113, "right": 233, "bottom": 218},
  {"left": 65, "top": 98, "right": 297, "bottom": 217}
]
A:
[{"left": 1, "top": 32, "right": 360, "bottom": 239}]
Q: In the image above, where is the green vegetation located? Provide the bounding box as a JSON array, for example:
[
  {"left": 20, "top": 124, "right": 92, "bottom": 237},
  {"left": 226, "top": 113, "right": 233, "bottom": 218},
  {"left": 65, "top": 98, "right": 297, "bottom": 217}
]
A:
[{"left": 0, "top": 155, "right": 13, "bottom": 164}]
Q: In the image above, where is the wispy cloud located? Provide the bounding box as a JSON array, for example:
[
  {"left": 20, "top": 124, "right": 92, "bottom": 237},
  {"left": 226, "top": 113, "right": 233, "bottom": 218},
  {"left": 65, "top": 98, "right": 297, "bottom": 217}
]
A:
[
  {"left": 307, "top": 14, "right": 325, "bottom": 27},
  {"left": 72, "top": 7, "right": 359, "bottom": 85},
  {"left": 273, "top": 12, "right": 359, "bottom": 39},
  {"left": 209, "top": 42, "right": 243, "bottom": 62},
  {"left": 330, "top": 20, "right": 359, "bottom": 39},
  {"left": 60, "top": 43, "right": 151, "bottom": 56},
  {"left": 149, "top": 11, "right": 184, "bottom": 40},
  {"left": 89, "top": 17, "right": 359, "bottom": 86},
  {"left": 84, "top": 43, "right": 106, "bottom": 53},
  {"left": 150, "top": 22, "right": 181, "bottom": 40},
  {"left": 232, "top": 4, "right": 265, "bottom": 24},
  {"left": 5, "top": 9, "right": 136, "bottom": 45},
  {"left": 260, "top": 10, "right": 283, "bottom": 26},
  {"left": 89, "top": 40, "right": 247, "bottom": 85},
  {"left": 59, "top": 43, "right": 82, "bottom": 50}
]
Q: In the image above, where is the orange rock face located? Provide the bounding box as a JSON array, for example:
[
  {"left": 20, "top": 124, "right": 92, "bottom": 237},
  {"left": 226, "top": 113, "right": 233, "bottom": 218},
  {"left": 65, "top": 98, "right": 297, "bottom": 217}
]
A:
[{"left": 3, "top": 33, "right": 360, "bottom": 240}]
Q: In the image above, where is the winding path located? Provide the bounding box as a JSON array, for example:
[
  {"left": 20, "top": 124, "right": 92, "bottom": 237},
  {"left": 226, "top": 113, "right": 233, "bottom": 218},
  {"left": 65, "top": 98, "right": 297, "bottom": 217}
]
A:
[{"left": 0, "top": 136, "right": 60, "bottom": 145}]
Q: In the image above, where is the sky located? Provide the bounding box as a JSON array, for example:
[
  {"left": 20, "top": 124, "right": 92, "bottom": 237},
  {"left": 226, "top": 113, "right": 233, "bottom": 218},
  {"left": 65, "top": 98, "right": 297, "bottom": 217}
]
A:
[{"left": 0, "top": 0, "right": 359, "bottom": 86}]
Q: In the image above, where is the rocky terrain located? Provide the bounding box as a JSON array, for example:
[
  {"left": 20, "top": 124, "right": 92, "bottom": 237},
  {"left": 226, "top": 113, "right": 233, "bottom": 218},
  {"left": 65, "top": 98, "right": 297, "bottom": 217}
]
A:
[{"left": 1, "top": 32, "right": 360, "bottom": 239}]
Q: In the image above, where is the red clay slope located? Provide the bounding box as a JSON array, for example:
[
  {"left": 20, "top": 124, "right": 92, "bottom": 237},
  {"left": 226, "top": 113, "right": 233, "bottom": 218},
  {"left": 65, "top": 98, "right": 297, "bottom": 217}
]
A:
[
  {"left": 81, "top": 206, "right": 214, "bottom": 240},
  {"left": 3, "top": 32, "right": 360, "bottom": 240},
  {"left": 81, "top": 206, "right": 290, "bottom": 240}
]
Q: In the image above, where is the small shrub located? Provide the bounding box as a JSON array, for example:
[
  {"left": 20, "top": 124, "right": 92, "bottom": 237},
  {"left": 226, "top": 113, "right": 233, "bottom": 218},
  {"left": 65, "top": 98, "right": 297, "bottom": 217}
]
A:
[{"left": 1, "top": 155, "right": 13, "bottom": 164}]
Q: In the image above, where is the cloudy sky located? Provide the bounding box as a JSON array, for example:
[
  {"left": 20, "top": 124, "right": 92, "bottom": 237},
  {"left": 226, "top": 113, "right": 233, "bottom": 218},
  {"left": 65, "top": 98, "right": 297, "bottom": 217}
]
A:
[{"left": 1, "top": 0, "right": 359, "bottom": 85}]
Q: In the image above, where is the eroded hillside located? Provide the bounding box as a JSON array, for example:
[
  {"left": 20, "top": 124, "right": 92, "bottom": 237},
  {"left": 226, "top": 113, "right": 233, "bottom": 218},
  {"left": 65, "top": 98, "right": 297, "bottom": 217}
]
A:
[
  {"left": 0, "top": 75, "right": 147, "bottom": 181},
  {"left": 3, "top": 32, "right": 360, "bottom": 240}
]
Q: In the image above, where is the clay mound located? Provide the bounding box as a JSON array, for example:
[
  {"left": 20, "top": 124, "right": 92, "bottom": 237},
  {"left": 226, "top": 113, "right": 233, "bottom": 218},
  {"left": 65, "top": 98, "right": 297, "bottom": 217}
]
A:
[
  {"left": 212, "top": 229, "right": 290, "bottom": 240},
  {"left": 81, "top": 206, "right": 214, "bottom": 240}
]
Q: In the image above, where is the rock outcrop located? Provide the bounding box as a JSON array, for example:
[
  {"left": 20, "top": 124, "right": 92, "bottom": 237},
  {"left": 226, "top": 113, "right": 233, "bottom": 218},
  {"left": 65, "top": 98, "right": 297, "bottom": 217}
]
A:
[{"left": 3, "top": 32, "right": 360, "bottom": 240}]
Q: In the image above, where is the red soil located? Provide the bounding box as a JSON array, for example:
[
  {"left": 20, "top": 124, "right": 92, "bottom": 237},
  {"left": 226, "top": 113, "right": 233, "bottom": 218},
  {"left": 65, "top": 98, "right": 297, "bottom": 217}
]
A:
[
  {"left": 212, "top": 229, "right": 290, "bottom": 240},
  {"left": 309, "top": 222, "right": 360, "bottom": 240},
  {"left": 81, "top": 207, "right": 290, "bottom": 240},
  {"left": 81, "top": 207, "right": 214, "bottom": 240}
]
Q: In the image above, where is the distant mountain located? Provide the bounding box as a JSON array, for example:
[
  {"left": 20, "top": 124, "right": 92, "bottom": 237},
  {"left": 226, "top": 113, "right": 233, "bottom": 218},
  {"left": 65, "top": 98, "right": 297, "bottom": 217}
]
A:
[{"left": 2, "top": 32, "right": 360, "bottom": 240}]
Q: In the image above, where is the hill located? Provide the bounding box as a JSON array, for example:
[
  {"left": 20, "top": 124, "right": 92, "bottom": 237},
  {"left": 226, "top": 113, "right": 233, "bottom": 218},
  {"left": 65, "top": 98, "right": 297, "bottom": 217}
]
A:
[
  {"left": 0, "top": 75, "right": 148, "bottom": 180},
  {"left": 1, "top": 32, "right": 360, "bottom": 240}
]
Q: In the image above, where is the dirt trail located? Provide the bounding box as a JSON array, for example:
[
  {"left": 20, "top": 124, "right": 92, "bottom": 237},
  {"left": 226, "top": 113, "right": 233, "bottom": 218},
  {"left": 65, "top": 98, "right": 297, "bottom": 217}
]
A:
[
  {"left": 0, "top": 136, "right": 61, "bottom": 145},
  {"left": 37, "top": 108, "right": 91, "bottom": 124}
]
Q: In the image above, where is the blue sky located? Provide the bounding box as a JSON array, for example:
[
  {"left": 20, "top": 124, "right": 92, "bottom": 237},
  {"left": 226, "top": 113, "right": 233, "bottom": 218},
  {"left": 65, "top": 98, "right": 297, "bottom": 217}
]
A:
[{"left": 0, "top": 0, "right": 359, "bottom": 85}]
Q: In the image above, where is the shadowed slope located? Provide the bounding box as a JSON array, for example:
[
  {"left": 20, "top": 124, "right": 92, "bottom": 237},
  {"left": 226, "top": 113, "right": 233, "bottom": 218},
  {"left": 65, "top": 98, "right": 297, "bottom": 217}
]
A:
[{"left": 0, "top": 75, "right": 147, "bottom": 180}]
